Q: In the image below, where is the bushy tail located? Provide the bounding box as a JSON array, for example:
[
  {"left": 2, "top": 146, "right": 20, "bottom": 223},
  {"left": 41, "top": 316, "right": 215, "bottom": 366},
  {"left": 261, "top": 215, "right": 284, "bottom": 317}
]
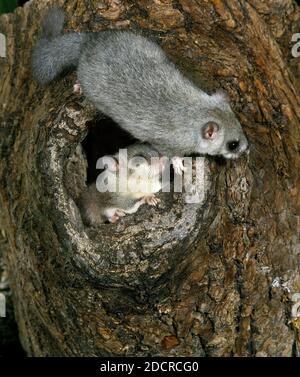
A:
[{"left": 32, "top": 7, "right": 85, "bottom": 85}]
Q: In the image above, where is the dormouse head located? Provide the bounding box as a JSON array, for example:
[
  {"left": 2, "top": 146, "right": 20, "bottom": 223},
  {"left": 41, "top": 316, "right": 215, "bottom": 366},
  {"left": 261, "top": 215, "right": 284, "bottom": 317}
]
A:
[
  {"left": 196, "top": 90, "right": 248, "bottom": 159},
  {"left": 128, "top": 154, "right": 167, "bottom": 179},
  {"left": 112, "top": 144, "right": 167, "bottom": 179}
]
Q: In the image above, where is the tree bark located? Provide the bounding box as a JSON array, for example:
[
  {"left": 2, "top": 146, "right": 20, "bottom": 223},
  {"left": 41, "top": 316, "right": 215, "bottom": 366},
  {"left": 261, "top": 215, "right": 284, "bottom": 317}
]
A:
[{"left": 0, "top": 0, "right": 300, "bottom": 356}]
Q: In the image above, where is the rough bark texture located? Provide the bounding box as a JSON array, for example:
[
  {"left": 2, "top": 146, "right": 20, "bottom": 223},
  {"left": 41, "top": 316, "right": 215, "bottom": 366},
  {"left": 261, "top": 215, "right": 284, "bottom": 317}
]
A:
[{"left": 0, "top": 0, "right": 300, "bottom": 356}]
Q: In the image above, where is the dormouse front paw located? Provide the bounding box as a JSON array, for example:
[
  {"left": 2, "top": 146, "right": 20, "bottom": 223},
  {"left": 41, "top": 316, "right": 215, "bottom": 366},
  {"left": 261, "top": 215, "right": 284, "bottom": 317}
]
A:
[
  {"left": 172, "top": 156, "right": 187, "bottom": 175},
  {"left": 143, "top": 194, "right": 160, "bottom": 206},
  {"left": 73, "top": 80, "right": 83, "bottom": 95}
]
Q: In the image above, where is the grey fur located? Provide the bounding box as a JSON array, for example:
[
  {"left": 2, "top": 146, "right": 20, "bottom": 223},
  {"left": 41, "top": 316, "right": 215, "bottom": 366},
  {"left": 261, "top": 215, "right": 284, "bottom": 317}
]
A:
[
  {"left": 41, "top": 6, "right": 65, "bottom": 38},
  {"left": 32, "top": 7, "right": 86, "bottom": 84},
  {"left": 32, "top": 8, "right": 248, "bottom": 158}
]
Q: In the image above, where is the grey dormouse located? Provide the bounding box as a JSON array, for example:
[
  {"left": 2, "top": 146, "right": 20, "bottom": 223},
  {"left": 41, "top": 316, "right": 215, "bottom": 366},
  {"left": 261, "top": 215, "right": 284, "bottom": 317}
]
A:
[{"left": 32, "top": 7, "right": 249, "bottom": 174}]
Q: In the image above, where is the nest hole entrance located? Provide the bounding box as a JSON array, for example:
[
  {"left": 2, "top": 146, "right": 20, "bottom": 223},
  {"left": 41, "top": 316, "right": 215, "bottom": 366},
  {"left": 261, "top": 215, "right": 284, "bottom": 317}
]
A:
[{"left": 61, "top": 110, "right": 209, "bottom": 284}]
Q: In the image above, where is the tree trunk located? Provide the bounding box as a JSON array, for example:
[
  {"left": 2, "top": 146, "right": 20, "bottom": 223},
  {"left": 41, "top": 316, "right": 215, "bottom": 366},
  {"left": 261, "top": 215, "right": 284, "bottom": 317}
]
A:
[{"left": 0, "top": 0, "right": 300, "bottom": 357}]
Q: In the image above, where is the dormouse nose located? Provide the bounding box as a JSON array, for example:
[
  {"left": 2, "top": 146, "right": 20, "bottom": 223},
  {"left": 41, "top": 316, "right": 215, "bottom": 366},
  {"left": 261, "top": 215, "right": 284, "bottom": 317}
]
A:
[{"left": 227, "top": 140, "right": 240, "bottom": 152}]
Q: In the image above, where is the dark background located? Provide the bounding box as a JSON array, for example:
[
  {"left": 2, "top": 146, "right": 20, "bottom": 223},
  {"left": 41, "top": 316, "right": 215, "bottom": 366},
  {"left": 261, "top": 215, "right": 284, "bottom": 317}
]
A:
[{"left": 0, "top": 0, "right": 28, "bottom": 14}]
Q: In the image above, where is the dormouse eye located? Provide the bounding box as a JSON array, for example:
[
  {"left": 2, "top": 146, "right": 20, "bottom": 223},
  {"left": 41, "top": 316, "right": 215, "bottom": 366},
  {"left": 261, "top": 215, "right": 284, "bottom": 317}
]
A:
[
  {"left": 202, "top": 122, "right": 219, "bottom": 140},
  {"left": 227, "top": 140, "right": 240, "bottom": 151}
]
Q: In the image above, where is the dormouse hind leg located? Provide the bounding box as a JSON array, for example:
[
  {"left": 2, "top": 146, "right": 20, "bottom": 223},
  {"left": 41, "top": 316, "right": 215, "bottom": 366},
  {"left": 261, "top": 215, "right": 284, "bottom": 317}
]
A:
[
  {"left": 108, "top": 214, "right": 119, "bottom": 223},
  {"left": 105, "top": 208, "right": 120, "bottom": 223},
  {"left": 73, "top": 80, "right": 83, "bottom": 95},
  {"left": 143, "top": 194, "right": 160, "bottom": 206},
  {"left": 115, "top": 209, "right": 126, "bottom": 217},
  {"left": 106, "top": 208, "right": 126, "bottom": 223}
]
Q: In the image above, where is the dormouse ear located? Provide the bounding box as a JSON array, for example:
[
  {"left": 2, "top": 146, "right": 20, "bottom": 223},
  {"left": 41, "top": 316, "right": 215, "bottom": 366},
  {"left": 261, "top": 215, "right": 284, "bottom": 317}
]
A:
[
  {"left": 202, "top": 122, "right": 219, "bottom": 140},
  {"left": 110, "top": 158, "right": 119, "bottom": 172},
  {"left": 106, "top": 156, "right": 119, "bottom": 172},
  {"left": 96, "top": 155, "right": 119, "bottom": 171},
  {"left": 213, "top": 89, "right": 230, "bottom": 103}
]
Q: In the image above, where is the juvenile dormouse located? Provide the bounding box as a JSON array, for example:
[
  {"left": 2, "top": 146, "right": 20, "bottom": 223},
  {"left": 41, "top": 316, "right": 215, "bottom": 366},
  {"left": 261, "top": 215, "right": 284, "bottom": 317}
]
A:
[
  {"left": 79, "top": 143, "right": 167, "bottom": 225},
  {"left": 32, "top": 8, "right": 249, "bottom": 174}
]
